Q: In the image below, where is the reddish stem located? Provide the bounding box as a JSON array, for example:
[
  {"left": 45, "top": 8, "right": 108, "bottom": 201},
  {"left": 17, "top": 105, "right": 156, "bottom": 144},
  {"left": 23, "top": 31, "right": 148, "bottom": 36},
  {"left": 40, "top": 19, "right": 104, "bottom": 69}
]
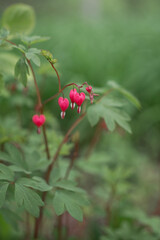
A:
[
  {"left": 43, "top": 82, "right": 89, "bottom": 105},
  {"left": 49, "top": 62, "right": 61, "bottom": 92},
  {"left": 34, "top": 113, "right": 86, "bottom": 239}
]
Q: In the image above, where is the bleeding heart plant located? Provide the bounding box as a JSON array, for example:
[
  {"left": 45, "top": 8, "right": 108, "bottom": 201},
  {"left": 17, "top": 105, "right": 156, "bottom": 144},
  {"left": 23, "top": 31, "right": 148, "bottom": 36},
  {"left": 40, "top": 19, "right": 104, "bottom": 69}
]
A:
[
  {"left": 69, "top": 88, "right": 77, "bottom": 109},
  {"left": 58, "top": 97, "right": 69, "bottom": 119},
  {"left": 32, "top": 114, "right": 46, "bottom": 133}
]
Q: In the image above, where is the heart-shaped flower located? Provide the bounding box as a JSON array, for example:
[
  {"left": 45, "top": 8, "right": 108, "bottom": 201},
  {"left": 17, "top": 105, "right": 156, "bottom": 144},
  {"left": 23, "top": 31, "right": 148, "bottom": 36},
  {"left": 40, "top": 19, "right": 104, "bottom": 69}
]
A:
[
  {"left": 86, "top": 86, "right": 92, "bottom": 94},
  {"left": 75, "top": 92, "right": 85, "bottom": 114},
  {"left": 32, "top": 114, "right": 46, "bottom": 127},
  {"left": 75, "top": 92, "right": 85, "bottom": 106},
  {"left": 58, "top": 97, "right": 69, "bottom": 119},
  {"left": 69, "top": 89, "right": 77, "bottom": 109}
]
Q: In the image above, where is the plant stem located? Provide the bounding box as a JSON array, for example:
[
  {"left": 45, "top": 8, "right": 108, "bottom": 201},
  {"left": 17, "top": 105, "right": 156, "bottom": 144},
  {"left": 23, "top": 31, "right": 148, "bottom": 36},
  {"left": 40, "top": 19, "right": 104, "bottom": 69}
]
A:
[
  {"left": 57, "top": 215, "right": 63, "bottom": 240},
  {"left": 43, "top": 82, "right": 89, "bottom": 105},
  {"left": 85, "top": 120, "right": 103, "bottom": 159},
  {"left": 26, "top": 60, "right": 50, "bottom": 160},
  {"left": 26, "top": 60, "right": 42, "bottom": 109},
  {"left": 25, "top": 213, "right": 31, "bottom": 240},
  {"left": 65, "top": 140, "right": 79, "bottom": 179},
  {"left": 49, "top": 62, "right": 61, "bottom": 92},
  {"left": 45, "top": 112, "right": 86, "bottom": 183},
  {"left": 33, "top": 112, "right": 86, "bottom": 239}
]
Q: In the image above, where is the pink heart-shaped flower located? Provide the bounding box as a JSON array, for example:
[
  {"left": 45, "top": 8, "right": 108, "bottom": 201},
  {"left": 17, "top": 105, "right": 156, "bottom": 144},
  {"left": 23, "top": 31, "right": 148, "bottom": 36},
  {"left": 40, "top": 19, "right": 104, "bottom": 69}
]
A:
[
  {"left": 75, "top": 92, "right": 85, "bottom": 106},
  {"left": 86, "top": 86, "right": 92, "bottom": 93},
  {"left": 32, "top": 114, "right": 46, "bottom": 127},
  {"left": 58, "top": 97, "right": 69, "bottom": 112},
  {"left": 69, "top": 89, "right": 77, "bottom": 103}
]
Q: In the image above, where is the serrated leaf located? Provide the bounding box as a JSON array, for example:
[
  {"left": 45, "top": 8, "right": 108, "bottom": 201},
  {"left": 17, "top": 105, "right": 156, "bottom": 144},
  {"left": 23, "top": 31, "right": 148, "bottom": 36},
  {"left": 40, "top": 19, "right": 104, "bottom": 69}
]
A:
[
  {"left": 27, "top": 48, "right": 41, "bottom": 54},
  {"left": 103, "top": 114, "right": 115, "bottom": 131},
  {"left": 53, "top": 192, "right": 65, "bottom": 216},
  {"left": 0, "top": 182, "right": 9, "bottom": 207},
  {"left": 87, "top": 98, "right": 132, "bottom": 133},
  {"left": 65, "top": 202, "right": 83, "bottom": 222},
  {"left": 4, "top": 143, "right": 28, "bottom": 169},
  {"left": 11, "top": 44, "right": 26, "bottom": 53},
  {"left": 53, "top": 188, "right": 88, "bottom": 222},
  {"left": 21, "top": 35, "right": 50, "bottom": 45},
  {"left": 53, "top": 180, "right": 85, "bottom": 193},
  {"left": 0, "top": 164, "right": 14, "bottom": 181},
  {"left": 15, "top": 183, "right": 44, "bottom": 217},
  {"left": 15, "top": 57, "right": 29, "bottom": 87},
  {"left": 58, "top": 190, "right": 89, "bottom": 207},
  {"left": 17, "top": 176, "right": 52, "bottom": 191},
  {"left": 26, "top": 52, "right": 40, "bottom": 66},
  {"left": 107, "top": 81, "right": 141, "bottom": 109},
  {"left": 87, "top": 105, "right": 100, "bottom": 127},
  {"left": 9, "top": 165, "right": 31, "bottom": 174}
]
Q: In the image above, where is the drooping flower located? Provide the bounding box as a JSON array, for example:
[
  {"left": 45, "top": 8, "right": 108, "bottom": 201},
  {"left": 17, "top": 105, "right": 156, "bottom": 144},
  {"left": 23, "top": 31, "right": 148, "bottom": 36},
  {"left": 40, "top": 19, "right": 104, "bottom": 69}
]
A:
[
  {"left": 75, "top": 92, "right": 85, "bottom": 114},
  {"left": 69, "top": 89, "right": 77, "bottom": 109},
  {"left": 86, "top": 86, "right": 92, "bottom": 94},
  {"left": 32, "top": 114, "right": 46, "bottom": 134},
  {"left": 58, "top": 97, "right": 69, "bottom": 119}
]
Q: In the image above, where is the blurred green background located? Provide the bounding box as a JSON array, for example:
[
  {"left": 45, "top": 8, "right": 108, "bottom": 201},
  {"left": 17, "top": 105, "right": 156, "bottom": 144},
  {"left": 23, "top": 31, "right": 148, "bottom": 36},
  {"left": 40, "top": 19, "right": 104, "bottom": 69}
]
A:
[{"left": 0, "top": 0, "right": 160, "bottom": 239}]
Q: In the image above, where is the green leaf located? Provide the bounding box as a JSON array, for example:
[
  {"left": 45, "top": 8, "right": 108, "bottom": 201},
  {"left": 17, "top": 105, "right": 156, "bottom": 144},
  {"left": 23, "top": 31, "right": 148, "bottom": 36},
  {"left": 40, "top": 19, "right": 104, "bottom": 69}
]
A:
[
  {"left": 87, "top": 105, "right": 100, "bottom": 127},
  {"left": 107, "top": 81, "right": 141, "bottom": 109},
  {"left": 25, "top": 151, "right": 51, "bottom": 172},
  {"left": 2, "top": 4, "right": 35, "bottom": 34},
  {"left": 25, "top": 48, "right": 41, "bottom": 66},
  {"left": 11, "top": 44, "right": 26, "bottom": 53},
  {"left": 66, "top": 202, "right": 83, "bottom": 222},
  {"left": 53, "top": 192, "right": 65, "bottom": 216},
  {"left": 0, "top": 164, "right": 14, "bottom": 181},
  {"left": 4, "top": 143, "right": 28, "bottom": 169},
  {"left": 53, "top": 188, "right": 88, "bottom": 222},
  {"left": 53, "top": 180, "right": 85, "bottom": 193},
  {"left": 58, "top": 190, "right": 89, "bottom": 207},
  {"left": 15, "top": 57, "right": 29, "bottom": 87},
  {"left": 0, "top": 182, "right": 9, "bottom": 207},
  {"left": 15, "top": 183, "right": 44, "bottom": 217},
  {"left": 21, "top": 35, "right": 50, "bottom": 45},
  {"left": 87, "top": 98, "right": 132, "bottom": 133},
  {"left": 26, "top": 53, "right": 40, "bottom": 67},
  {"left": 0, "top": 74, "right": 4, "bottom": 95},
  {"left": 17, "top": 177, "right": 52, "bottom": 191},
  {"left": 9, "top": 165, "right": 31, "bottom": 174}
]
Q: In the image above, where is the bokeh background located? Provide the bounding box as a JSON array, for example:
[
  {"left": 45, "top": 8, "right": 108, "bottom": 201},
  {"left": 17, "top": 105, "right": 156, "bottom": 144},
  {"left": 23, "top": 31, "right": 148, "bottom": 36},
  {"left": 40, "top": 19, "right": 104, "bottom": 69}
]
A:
[{"left": 0, "top": 0, "right": 160, "bottom": 239}]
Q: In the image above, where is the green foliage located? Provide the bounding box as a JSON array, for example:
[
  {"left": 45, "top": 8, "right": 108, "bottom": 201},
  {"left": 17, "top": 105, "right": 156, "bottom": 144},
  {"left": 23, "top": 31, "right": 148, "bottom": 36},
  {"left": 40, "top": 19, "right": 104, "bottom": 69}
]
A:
[
  {"left": 0, "top": 74, "right": 4, "bottom": 95},
  {"left": 15, "top": 183, "right": 44, "bottom": 217},
  {"left": 53, "top": 180, "right": 88, "bottom": 221},
  {"left": 0, "top": 182, "right": 9, "bottom": 208},
  {"left": 0, "top": 143, "right": 27, "bottom": 170},
  {"left": 87, "top": 96, "right": 132, "bottom": 133},
  {"left": 17, "top": 176, "right": 52, "bottom": 191},
  {"left": 107, "top": 81, "right": 141, "bottom": 109},
  {"left": 21, "top": 35, "right": 50, "bottom": 46},
  {"left": 101, "top": 223, "right": 158, "bottom": 240},
  {"left": 15, "top": 57, "right": 29, "bottom": 87},
  {"left": 25, "top": 48, "right": 41, "bottom": 66},
  {"left": 2, "top": 4, "right": 35, "bottom": 34},
  {"left": 0, "top": 164, "right": 14, "bottom": 182}
]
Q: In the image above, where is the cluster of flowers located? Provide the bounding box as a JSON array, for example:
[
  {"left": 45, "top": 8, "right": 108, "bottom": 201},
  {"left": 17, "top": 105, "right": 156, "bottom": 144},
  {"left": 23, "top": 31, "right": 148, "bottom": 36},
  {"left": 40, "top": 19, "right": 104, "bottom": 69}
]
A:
[{"left": 32, "top": 85, "right": 93, "bottom": 133}]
